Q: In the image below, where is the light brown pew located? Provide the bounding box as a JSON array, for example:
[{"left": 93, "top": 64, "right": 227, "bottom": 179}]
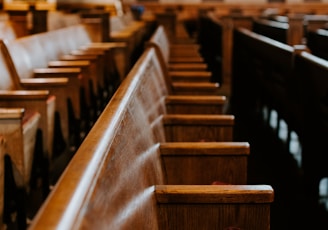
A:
[
  {"left": 30, "top": 41, "right": 273, "bottom": 230},
  {"left": 0, "top": 108, "right": 40, "bottom": 229},
  {"left": 0, "top": 108, "right": 40, "bottom": 189},
  {"left": 3, "top": 24, "right": 126, "bottom": 145},
  {"left": 0, "top": 39, "right": 71, "bottom": 160}
]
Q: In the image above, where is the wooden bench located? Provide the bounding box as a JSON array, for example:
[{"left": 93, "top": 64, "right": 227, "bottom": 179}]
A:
[
  {"left": 0, "top": 39, "right": 72, "bottom": 161},
  {"left": 146, "top": 26, "right": 223, "bottom": 96},
  {"left": 29, "top": 43, "right": 274, "bottom": 230},
  {"left": 293, "top": 51, "right": 328, "bottom": 207},
  {"left": 3, "top": 24, "right": 127, "bottom": 147},
  {"left": 232, "top": 26, "right": 328, "bottom": 208},
  {"left": 306, "top": 28, "right": 328, "bottom": 60},
  {"left": 148, "top": 25, "right": 207, "bottom": 68},
  {"left": 109, "top": 12, "right": 151, "bottom": 70},
  {"left": 0, "top": 108, "right": 40, "bottom": 229},
  {"left": 232, "top": 27, "right": 308, "bottom": 144},
  {"left": 138, "top": 46, "right": 227, "bottom": 116}
]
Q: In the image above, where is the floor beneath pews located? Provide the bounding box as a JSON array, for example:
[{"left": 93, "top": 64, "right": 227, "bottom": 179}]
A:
[{"left": 231, "top": 105, "right": 328, "bottom": 230}]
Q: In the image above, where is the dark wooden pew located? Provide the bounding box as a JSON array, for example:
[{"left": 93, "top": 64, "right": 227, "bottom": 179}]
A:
[
  {"left": 252, "top": 18, "right": 289, "bottom": 44},
  {"left": 232, "top": 27, "right": 307, "bottom": 147},
  {"left": 293, "top": 51, "right": 328, "bottom": 206},
  {"left": 306, "top": 28, "right": 328, "bottom": 60},
  {"left": 29, "top": 46, "right": 274, "bottom": 230},
  {"left": 232, "top": 26, "right": 328, "bottom": 209}
]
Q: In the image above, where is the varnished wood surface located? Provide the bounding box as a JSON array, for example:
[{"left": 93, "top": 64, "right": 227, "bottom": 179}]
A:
[
  {"left": 30, "top": 45, "right": 273, "bottom": 230},
  {"left": 0, "top": 108, "right": 40, "bottom": 187}
]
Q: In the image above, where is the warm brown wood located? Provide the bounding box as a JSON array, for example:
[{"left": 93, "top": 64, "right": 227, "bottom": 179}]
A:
[
  {"left": 0, "top": 108, "right": 40, "bottom": 188},
  {"left": 161, "top": 142, "right": 249, "bottom": 185},
  {"left": 129, "top": 47, "right": 227, "bottom": 116},
  {"left": 156, "top": 185, "right": 273, "bottom": 230},
  {"left": 165, "top": 95, "right": 226, "bottom": 114},
  {"left": 30, "top": 42, "right": 273, "bottom": 230},
  {"left": 0, "top": 40, "right": 64, "bottom": 159}
]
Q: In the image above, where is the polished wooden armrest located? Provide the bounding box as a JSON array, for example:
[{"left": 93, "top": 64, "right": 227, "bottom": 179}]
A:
[
  {"left": 33, "top": 67, "right": 81, "bottom": 77},
  {"left": 169, "top": 63, "right": 208, "bottom": 71},
  {"left": 0, "top": 90, "right": 49, "bottom": 100},
  {"left": 172, "top": 82, "right": 220, "bottom": 95},
  {"left": 81, "top": 42, "right": 127, "bottom": 51},
  {"left": 169, "top": 71, "right": 212, "bottom": 82},
  {"left": 48, "top": 60, "right": 90, "bottom": 68},
  {"left": 20, "top": 78, "right": 68, "bottom": 88},
  {"left": 60, "top": 54, "right": 99, "bottom": 62},
  {"left": 0, "top": 107, "right": 24, "bottom": 119},
  {"left": 155, "top": 185, "right": 274, "bottom": 203},
  {"left": 160, "top": 142, "right": 249, "bottom": 155},
  {"left": 165, "top": 95, "right": 226, "bottom": 105},
  {"left": 163, "top": 114, "right": 234, "bottom": 125}
]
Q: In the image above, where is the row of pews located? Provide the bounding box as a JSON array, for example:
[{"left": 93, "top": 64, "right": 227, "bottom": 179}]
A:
[
  {"left": 28, "top": 22, "right": 274, "bottom": 230},
  {"left": 0, "top": 8, "right": 155, "bottom": 229},
  {"left": 0, "top": 4, "right": 327, "bottom": 229}
]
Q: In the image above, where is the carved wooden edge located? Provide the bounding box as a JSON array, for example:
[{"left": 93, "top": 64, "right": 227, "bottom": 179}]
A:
[
  {"left": 160, "top": 142, "right": 250, "bottom": 155},
  {"left": 48, "top": 60, "right": 91, "bottom": 68},
  {"left": 0, "top": 108, "right": 24, "bottom": 119},
  {"left": 163, "top": 114, "right": 235, "bottom": 125},
  {"left": 20, "top": 78, "right": 69, "bottom": 87},
  {"left": 155, "top": 185, "right": 274, "bottom": 203},
  {"left": 165, "top": 95, "right": 226, "bottom": 105},
  {"left": 0, "top": 90, "right": 49, "bottom": 100}
]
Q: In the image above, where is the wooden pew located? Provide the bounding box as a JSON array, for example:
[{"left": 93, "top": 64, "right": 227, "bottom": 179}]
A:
[
  {"left": 306, "top": 28, "right": 328, "bottom": 60},
  {"left": 0, "top": 108, "right": 40, "bottom": 229},
  {"left": 0, "top": 20, "right": 17, "bottom": 41},
  {"left": 252, "top": 18, "right": 289, "bottom": 44},
  {"left": 0, "top": 39, "right": 72, "bottom": 160},
  {"left": 232, "top": 27, "right": 308, "bottom": 147},
  {"left": 0, "top": 108, "right": 40, "bottom": 188},
  {"left": 29, "top": 44, "right": 274, "bottom": 230},
  {"left": 139, "top": 47, "right": 227, "bottom": 116},
  {"left": 146, "top": 26, "right": 222, "bottom": 95},
  {"left": 148, "top": 25, "right": 206, "bottom": 67},
  {"left": 293, "top": 51, "right": 328, "bottom": 207},
  {"left": 109, "top": 12, "right": 151, "bottom": 71},
  {"left": 3, "top": 24, "right": 126, "bottom": 146},
  {"left": 232, "top": 26, "right": 328, "bottom": 208}
]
